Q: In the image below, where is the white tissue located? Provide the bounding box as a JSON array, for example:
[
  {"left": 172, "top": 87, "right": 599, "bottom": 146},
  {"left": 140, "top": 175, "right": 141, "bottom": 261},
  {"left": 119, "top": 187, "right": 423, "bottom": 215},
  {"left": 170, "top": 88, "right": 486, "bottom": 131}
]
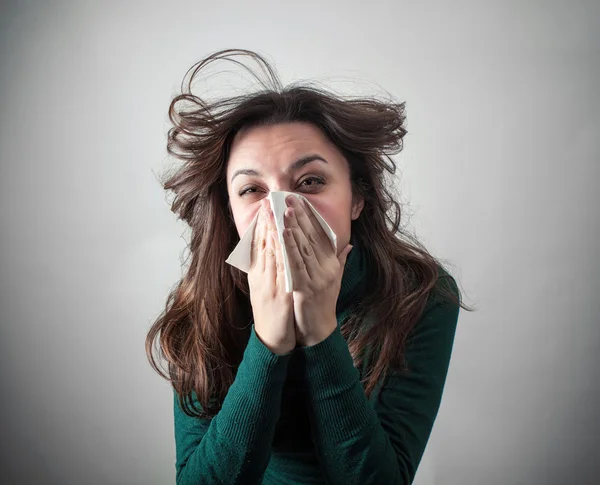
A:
[{"left": 225, "top": 191, "right": 338, "bottom": 293}]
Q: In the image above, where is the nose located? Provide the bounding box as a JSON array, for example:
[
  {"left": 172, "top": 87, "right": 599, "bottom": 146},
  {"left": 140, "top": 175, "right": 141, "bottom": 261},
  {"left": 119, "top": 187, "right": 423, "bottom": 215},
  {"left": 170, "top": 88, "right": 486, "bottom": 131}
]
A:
[{"left": 268, "top": 184, "right": 290, "bottom": 193}]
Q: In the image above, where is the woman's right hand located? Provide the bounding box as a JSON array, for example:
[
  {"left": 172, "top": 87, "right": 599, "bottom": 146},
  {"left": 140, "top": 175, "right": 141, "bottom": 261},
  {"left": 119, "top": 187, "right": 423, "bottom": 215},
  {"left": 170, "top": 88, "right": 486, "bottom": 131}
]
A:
[{"left": 248, "top": 199, "right": 296, "bottom": 355}]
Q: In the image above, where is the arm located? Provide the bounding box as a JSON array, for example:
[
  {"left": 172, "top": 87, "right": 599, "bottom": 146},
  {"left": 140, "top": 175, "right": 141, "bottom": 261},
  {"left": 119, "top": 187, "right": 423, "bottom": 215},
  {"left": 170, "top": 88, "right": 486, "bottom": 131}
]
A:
[
  {"left": 301, "top": 276, "right": 460, "bottom": 484},
  {"left": 174, "top": 325, "right": 292, "bottom": 485}
]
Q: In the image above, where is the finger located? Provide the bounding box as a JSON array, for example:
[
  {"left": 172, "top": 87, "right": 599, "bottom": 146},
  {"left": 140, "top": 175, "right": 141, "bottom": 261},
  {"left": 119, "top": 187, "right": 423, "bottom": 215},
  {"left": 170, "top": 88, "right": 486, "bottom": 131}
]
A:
[
  {"left": 264, "top": 204, "right": 279, "bottom": 286},
  {"left": 250, "top": 207, "right": 260, "bottom": 268},
  {"left": 299, "top": 198, "right": 332, "bottom": 253},
  {"left": 338, "top": 244, "right": 353, "bottom": 269},
  {"left": 272, "top": 221, "right": 287, "bottom": 291},
  {"left": 287, "top": 197, "right": 331, "bottom": 268},
  {"left": 283, "top": 207, "right": 312, "bottom": 283},
  {"left": 284, "top": 204, "right": 320, "bottom": 279},
  {"left": 252, "top": 206, "right": 267, "bottom": 273},
  {"left": 265, "top": 225, "right": 277, "bottom": 289}
]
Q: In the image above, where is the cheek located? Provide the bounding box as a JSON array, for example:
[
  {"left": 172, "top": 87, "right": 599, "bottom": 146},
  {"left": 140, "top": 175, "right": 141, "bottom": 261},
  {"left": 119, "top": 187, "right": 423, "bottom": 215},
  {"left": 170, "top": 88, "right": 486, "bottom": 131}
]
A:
[
  {"left": 311, "top": 202, "right": 352, "bottom": 240},
  {"left": 231, "top": 203, "right": 260, "bottom": 238}
]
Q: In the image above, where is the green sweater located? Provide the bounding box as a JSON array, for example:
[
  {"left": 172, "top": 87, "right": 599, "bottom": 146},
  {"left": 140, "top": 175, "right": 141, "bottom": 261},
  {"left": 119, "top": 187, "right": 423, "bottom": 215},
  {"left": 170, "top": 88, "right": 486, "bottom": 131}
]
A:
[{"left": 173, "top": 236, "right": 460, "bottom": 484}]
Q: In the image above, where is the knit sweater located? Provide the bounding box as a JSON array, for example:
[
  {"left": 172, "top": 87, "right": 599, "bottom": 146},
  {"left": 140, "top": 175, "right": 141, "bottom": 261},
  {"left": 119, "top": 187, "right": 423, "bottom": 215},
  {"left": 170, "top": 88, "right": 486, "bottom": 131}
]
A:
[{"left": 173, "top": 235, "right": 460, "bottom": 484}]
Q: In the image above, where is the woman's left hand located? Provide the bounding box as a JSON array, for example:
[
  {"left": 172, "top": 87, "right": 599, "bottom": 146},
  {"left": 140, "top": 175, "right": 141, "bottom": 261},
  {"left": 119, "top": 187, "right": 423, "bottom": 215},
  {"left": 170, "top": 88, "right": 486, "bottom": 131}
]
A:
[{"left": 283, "top": 195, "right": 353, "bottom": 347}]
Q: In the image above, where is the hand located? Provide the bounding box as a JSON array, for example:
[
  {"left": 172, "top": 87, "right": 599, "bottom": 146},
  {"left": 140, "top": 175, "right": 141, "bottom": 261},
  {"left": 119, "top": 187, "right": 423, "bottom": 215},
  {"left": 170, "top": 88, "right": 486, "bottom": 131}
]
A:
[
  {"left": 248, "top": 199, "right": 296, "bottom": 355},
  {"left": 282, "top": 196, "right": 353, "bottom": 347}
]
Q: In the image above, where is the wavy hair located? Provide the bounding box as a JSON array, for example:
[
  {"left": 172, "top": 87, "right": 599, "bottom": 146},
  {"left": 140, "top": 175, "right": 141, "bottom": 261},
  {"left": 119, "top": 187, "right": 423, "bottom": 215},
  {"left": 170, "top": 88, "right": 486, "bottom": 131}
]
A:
[{"left": 146, "top": 49, "right": 473, "bottom": 419}]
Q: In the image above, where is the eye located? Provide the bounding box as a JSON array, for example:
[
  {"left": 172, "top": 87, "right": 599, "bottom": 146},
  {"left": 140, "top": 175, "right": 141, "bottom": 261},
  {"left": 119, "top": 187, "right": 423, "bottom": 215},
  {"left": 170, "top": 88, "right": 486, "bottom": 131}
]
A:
[
  {"left": 238, "top": 176, "right": 325, "bottom": 197},
  {"left": 299, "top": 176, "right": 326, "bottom": 189},
  {"left": 238, "top": 186, "right": 259, "bottom": 196}
]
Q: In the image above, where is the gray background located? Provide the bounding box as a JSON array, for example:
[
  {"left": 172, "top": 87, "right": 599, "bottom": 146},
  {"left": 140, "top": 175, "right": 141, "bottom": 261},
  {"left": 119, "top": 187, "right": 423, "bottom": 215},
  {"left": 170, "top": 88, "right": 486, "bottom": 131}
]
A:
[{"left": 1, "top": 1, "right": 599, "bottom": 484}]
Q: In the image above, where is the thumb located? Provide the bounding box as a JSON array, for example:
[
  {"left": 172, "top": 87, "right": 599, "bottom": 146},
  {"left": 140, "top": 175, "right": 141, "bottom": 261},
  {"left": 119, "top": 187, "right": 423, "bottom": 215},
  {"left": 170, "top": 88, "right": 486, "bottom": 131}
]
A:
[{"left": 339, "top": 244, "right": 353, "bottom": 267}]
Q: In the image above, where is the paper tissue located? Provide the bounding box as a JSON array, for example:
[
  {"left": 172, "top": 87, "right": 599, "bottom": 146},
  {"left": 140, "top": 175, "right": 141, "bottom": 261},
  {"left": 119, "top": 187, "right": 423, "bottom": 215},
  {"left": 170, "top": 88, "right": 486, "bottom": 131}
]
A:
[{"left": 225, "top": 191, "right": 337, "bottom": 292}]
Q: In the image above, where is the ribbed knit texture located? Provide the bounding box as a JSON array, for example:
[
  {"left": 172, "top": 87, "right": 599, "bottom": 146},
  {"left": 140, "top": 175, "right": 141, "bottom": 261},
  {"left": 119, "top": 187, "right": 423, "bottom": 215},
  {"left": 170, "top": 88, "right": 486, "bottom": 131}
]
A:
[{"left": 173, "top": 234, "right": 460, "bottom": 484}]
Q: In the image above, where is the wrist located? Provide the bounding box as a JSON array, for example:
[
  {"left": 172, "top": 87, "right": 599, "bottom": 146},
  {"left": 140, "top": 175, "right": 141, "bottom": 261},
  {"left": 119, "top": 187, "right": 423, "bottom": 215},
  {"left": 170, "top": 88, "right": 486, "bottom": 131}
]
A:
[
  {"left": 297, "top": 316, "right": 338, "bottom": 348},
  {"left": 253, "top": 326, "right": 296, "bottom": 356}
]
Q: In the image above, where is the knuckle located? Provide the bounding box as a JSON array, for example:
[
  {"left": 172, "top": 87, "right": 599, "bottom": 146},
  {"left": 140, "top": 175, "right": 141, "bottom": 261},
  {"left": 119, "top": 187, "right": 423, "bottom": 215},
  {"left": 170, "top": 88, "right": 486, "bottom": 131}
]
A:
[{"left": 302, "top": 244, "right": 314, "bottom": 257}]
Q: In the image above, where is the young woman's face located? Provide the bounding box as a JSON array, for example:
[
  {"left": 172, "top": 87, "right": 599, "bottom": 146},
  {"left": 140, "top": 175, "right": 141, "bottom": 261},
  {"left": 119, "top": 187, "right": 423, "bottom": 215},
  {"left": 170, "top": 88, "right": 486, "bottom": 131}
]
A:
[{"left": 226, "top": 122, "right": 364, "bottom": 255}]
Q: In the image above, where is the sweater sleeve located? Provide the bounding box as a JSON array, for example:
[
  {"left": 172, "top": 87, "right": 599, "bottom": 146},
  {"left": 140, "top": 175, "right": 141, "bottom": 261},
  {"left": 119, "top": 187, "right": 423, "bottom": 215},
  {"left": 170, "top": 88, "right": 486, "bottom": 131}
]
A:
[
  {"left": 173, "top": 325, "right": 293, "bottom": 485},
  {"left": 301, "top": 275, "right": 460, "bottom": 484}
]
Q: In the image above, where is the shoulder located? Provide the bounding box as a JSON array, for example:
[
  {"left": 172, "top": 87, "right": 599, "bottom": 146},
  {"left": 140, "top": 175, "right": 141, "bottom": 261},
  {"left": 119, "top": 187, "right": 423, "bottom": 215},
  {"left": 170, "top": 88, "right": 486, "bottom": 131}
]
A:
[
  {"left": 424, "top": 263, "right": 461, "bottom": 311},
  {"left": 406, "top": 264, "right": 461, "bottom": 354},
  {"left": 376, "top": 263, "right": 461, "bottom": 391}
]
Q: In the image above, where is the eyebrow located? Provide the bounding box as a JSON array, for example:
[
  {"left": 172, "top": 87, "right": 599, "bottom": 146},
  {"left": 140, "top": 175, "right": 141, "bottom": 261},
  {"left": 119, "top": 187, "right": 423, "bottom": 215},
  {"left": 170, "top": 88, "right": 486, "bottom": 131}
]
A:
[{"left": 230, "top": 154, "right": 329, "bottom": 184}]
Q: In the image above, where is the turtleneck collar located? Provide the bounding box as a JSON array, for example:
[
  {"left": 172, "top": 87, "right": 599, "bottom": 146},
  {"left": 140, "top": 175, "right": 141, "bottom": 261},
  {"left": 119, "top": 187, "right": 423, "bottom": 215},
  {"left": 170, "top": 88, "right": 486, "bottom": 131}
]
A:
[{"left": 336, "top": 232, "right": 368, "bottom": 316}]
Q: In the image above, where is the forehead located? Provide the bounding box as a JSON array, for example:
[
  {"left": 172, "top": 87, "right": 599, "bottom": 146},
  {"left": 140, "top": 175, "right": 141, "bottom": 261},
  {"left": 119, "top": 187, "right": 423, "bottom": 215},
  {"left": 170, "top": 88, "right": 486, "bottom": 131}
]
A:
[{"left": 227, "top": 122, "right": 338, "bottom": 170}]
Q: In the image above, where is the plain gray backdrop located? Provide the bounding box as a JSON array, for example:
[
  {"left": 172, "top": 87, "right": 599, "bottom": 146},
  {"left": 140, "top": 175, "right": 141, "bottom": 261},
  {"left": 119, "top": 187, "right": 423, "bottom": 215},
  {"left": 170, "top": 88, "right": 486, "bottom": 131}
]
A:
[{"left": 1, "top": 1, "right": 599, "bottom": 484}]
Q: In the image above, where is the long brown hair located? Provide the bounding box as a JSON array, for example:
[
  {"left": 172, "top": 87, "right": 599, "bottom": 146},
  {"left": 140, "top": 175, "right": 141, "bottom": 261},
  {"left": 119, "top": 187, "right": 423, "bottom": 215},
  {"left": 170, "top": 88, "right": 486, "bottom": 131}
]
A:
[{"left": 146, "top": 49, "right": 474, "bottom": 419}]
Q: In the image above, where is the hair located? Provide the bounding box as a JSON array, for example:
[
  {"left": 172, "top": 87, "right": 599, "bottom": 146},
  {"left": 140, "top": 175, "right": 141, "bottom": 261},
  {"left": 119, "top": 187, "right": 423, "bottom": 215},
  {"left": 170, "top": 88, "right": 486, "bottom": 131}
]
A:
[{"left": 146, "top": 48, "right": 474, "bottom": 419}]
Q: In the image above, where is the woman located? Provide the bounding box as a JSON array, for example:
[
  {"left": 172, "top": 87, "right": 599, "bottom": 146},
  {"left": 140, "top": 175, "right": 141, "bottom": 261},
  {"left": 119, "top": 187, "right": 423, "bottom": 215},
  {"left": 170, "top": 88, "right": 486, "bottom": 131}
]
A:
[{"left": 146, "top": 49, "right": 473, "bottom": 485}]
